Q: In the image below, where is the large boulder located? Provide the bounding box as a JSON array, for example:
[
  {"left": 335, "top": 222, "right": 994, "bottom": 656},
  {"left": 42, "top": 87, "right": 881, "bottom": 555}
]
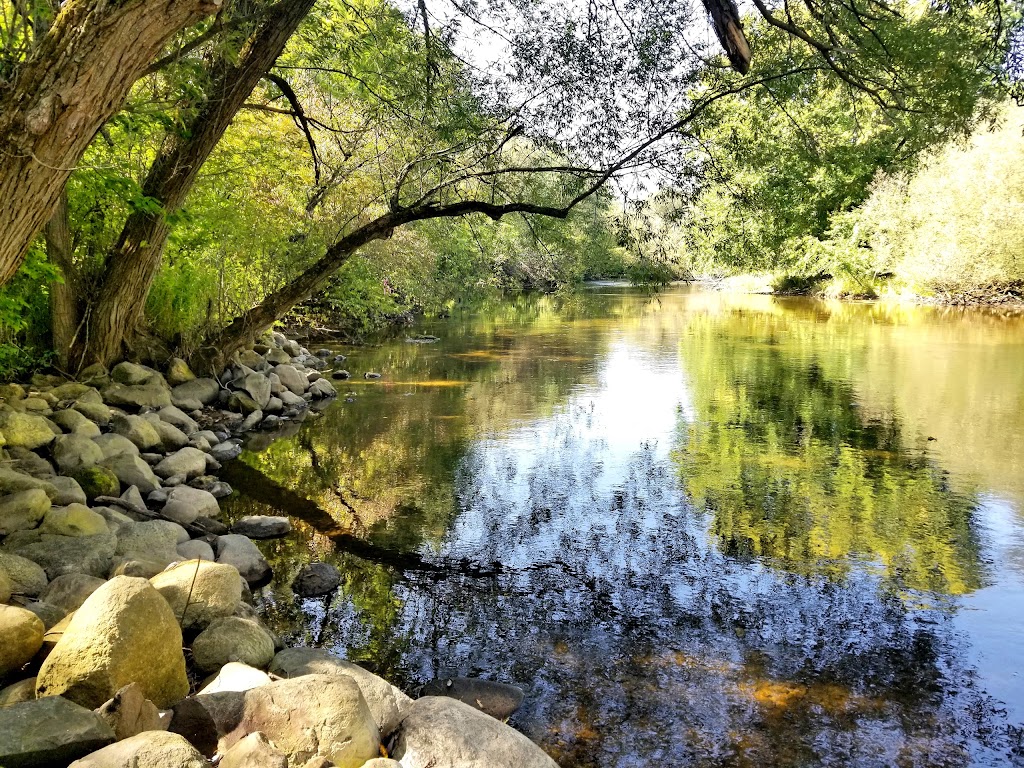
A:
[
  {"left": 0, "top": 551, "right": 48, "bottom": 597},
  {"left": 150, "top": 559, "right": 243, "bottom": 630},
  {"left": 161, "top": 485, "right": 220, "bottom": 525},
  {"left": 154, "top": 447, "right": 208, "bottom": 480},
  {"left": 68, "top": 730, "right": 208, "bottom": 768},
  {"left": 215, "top": 534, "right": 270, "bottom": 583},
  {"left": 170, "top": 674, "right": 379, "bottom": 768},
  {"left": 102, "top": 381, "right": 173, "bottom": 410},
  {"left": 388, "top": 697, "right": 558, "bottom": 768},
  {"left": 0, "top": 605, "right": 45, "bottom": 677},
  {"left": 52, "top": 433, "right": 105, "bottom": 473},
  {"left": 273, "top": 364, "right": 308, "bottom": 396},
  {"left": 171, "top": 379, "right": 220, "bottom": 410},
  {"left": 38, "top": 504, "right": 110, "bottom": 537},
  {"left": 0, "top": 695, "right": 115, "bottom": 768},
  {"left": 40, "top": 573, "right": 106, "bottom": 614},
  {"left": 114, "top": 520, "right": 182, "bottom": 566},
  {"left": 241, "top": 372, "right": 272, "bottom": 408},
  {"left": 9, "top": 532, "right": 117, "bottom": 579},
  {"left": 0, "top": 410, "right": 57, "bottom": 450},
  {"left": 36, "top": 576, "right": 189, "bottom": 709},
  {"left": 70, "top": 465, "right": 121, "bottom": 501},
  {"left": 0, "top": 488, "right": 50, "bottom": 535},
  {"left": 191, "top": 616, "right": 276, "bottom": 673},
  {"left": 269, "top": 648, "right": 411, "bottom": 738},
  {"left": 100, "top": 455, "right": 160, "bottom": 494},
  {"left": 110, "top": 414, "right": 162, "bottom": 451}
]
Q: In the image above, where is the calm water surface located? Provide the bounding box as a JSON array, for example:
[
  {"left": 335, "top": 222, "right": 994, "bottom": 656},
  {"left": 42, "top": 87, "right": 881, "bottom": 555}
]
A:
[{"left": 223, "top": 286, "right": 1024, "bottom": 767}]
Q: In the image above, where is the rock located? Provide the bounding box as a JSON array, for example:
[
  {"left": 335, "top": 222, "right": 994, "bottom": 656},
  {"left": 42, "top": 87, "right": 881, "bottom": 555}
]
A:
[
  {"left": 119, "top": 485, "right": 147, "bottom": 514},
  {"left": 264, "top": 396, "right": 283, "bottom": 414},
  {"left": 103, "top": 381, "right": 173, "bottom": 410},
  {"left": 292, "top": 562, "right": 341, "bottom": 597},
  {"left": 273, "top": 364, "right": 308, "bottom": 396},
  {"left": 39, "top": 504, "right": 110, "bottom": 537},
  {"left": 419, "top": 677, "right": 525, "bottom": 721},
  {"left": 0, "top": 568, "right": 10, "bottom": 603},
  {"left": 0, "top": 677, "right": 36, "bottom": 707},
  {"left": 68, "top": 730, "right": 208, "bottom": 768},
  {"left": 111, "top": 362, "right": 157, "bottom": 387},
  {"left": 215, "top": 534, "right": 270, "bottom": 583},
  {"left": 189, "top": 434, "right": 212, "bottom": 452},
  {"left": 73, "top": 401, "right": 112, "bottom": 426},
  {"left": 0, "top": 410, "right": 57, "bottom": 450},
  {"left": 170, "top": 674, "right": 379, "bottom": 767},
  {"left": 163, "top": 474, "right": 186, "bottom": 487},
  {"left": 161, "top": 485, "right": 220, "bottom": 525},
  {"left": 110, "top": 413, "right": 162, "bottom": 451},
  {"left": 331, "top": 370, "right": 351, "bottom": 380},
  {"left": 0, "top": 605, "right": 44, "bottom": 677},
  {"left": 36, "top": 576, "right": 189, "bottom": 709},
  {"left": 9, "top": 533, "right": 117, "bottom": 579},
  {"left": 52, "top": 407, "right": 97, "bottom": 433},
  {"left": 6, "top": 446, "right": 56, "bottom": 478},
  {"left": 150, "top": 560, "right": 243, "bottom": 630},
  {"left": 115, "top": 521, "right": 182, "bottom": 566},
  {"left": 52, "top": 433, "right": 105, "bottom": 474},
  {"left": 228, "top": 391, "right": 260, "bottom": 414},
  {"left": 280, "top": 389, "right": 309, "bottom": 407},
  {"left": 266, "top": 348, "right": 292, "bottom": 365},
  {"left": 360, "top": 760, "right": 401, "bottom": 768},
  {"left": 71, "top": 465, "right": 121, "bottom": 501},
  {"left": 100, "top": 455, "right": 160, "bottom": 494},
  {"left": 388, "top": 697, "right": 557, "bottom": 768},
  {"left": 241, "top": 372, "right": 272, "bottom": 408},
  {"left": 237, "top": 350, "right": 265, "bottom": 368},
  {"left": 177, "top": 539, "right": 215, "bottom": 561},
  {"left": 158, "top": 405, "right": 198, "bottom": 435},
  {"left": 221, "top": 731, "right": 288, "bottom": 768},
  {"left": 310, "top": 378, "right": 337, "bottom": 398},
  {"left": 93, "top": 433, "right": 140, "bottom": 460},
  {"left": 94, "top": 506, "right": 135, "bottom": 534},
  {"left": 40, "top": 573, "right": 107, "bottom": 614},
  {"left": 154, "top": 447, "right": 208, "bottom": 480},
  {"left": 231, "top": 515, "right": 291, "bottom": 539},
  {"left": 315, "top": 348, "right": 332, "bottom": 357},
  {"left": 237, "top": 409, "right": 263, "bottom": 432},
  {"left": 166, "top": 358, "right": 196, "bottom": 387},
  {"left": 191, "top": 616, "right": 276, "bottom": 673},
  {"left": 171, "top": 379, "right": 220, "bottom": 410},
  {"left": 210, "top": 441, "right": 242, "bottom": 462},
  {"left": 0, "top": 488, "right": 50, "bottom": 535},
  {"left": 50, "top": 475, "right": 88, "bottom": 506},
  {"left": 363, "top": 372, "right": 381, "bottom": 380},
  {"left": 21, "top": 601, "right": 65, "bottom": 629},
  {"left": 269, "top": 648, "right": 411, "bottom": 738},
  {"left": 306, "top": 371, "right": 322, "bottom": 383},
  {"left": 0, "top": 551, "right": 48, "bottom": 597},
  {"left": 0, "top": 695, "right": 115, "bottom": 767},
  {"left": 198, "top": 662, "right": 271, "bottom": 695},
  {"left": 0, "top": 468, "right": 58, "bottom": 500},
  {"left": 95, "top": 682, "right": 164, "bottom": 740},
  {"left": 150, "top": 419, "right": 190, "bottom": 451}
]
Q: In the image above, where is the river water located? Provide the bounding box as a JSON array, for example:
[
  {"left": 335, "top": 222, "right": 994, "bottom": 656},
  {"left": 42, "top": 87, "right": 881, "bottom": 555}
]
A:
[{"left": 222, "top": 285, "right": 1024, "bottom": 767}]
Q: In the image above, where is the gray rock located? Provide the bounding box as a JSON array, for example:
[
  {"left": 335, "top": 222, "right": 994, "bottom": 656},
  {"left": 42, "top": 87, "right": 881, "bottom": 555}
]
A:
[
  {"left": 163, "top": 474, "right": 186, "bottom": 487},
  {"left": 150, "top": 560, "right": 243, "bottom": 630},
  {"left": 230, "top": 515, "right": 291, "bottom": 539},
  {"left": 94, "top": 682, "right": 165, "bottom": 741},
  {"left": 332, "top": 370, "right": 351, "bottom": 380},
  {"left": 0, "top": 695, "right": 115, "bottom": 767},
  {"left": 0, "top": 488, "right": 50, "bottom": 535},
  {"left": 40, "top": 573, "right": 106, "bottom": 613},
  {"left": 171, "top": 378, "right": 220, "bottom": 410},
  {"left": 389, "top": 697, "right": 558, "bottom": 768},
  {"left": 72, "top": 401, "right": 112, "bottom": 426},
  {"left": 291, "top": 562, "right": 341, "bottom": 597},
  {"left": 176, "top": 539, "right": 215, "bottom": 561},
  {"left": 51, "top": 408, "right": 101, "bottom": 437},
  {"left": 279, "top": 389, "right": 308, "bottom": 408},
  {"left": 237, "top": 409, "right": 263, "bottom": 433},
  {"left": 0, "top": 468, "right": 58, "bottom": 500},
  {"left": 266, "top": 348, "right": 292, "bottom": 366},
  {"left": 93, "top": 433, "right": 140, "bottom": 460},
  {"left": 49, "top": 475, "right": 87, "bottom": 506},
  {"left": 215, "top": 535, "right": 270, "bottom": 583},
  {"left": 150, "top": 419, "right": 190, "bottom": 452},
  {"left": 102, "top": 381, "right": 172, "bottom": 410},
  {"left": 419, "top": 677, "right": 525, "bottom": 721},
  {"left": 309, "top": 378, "right": 337, "bottom": 398},
  {"left": 191, "top": 616, "right": 276, "bottom": 673},
  {"left": 161, "top": 485, "right": 220, "bottom": 525},
  {"left": 10, "top": 533, "right": 118, "bottom": 579},
  {"left": 36, "top": 576, "right": 189, "bottom": 709},
  {"left": 166, "top": 358, "right": 196, "bottom": 387},
  {"left": 264, "top": 396, "right": 283, "bottom": 415},
  {"left": 269, "top": 648, "right": 411, "bottom": 738},
  {"left": 242, "top": 372, "right": 272, "bottom": 408},
  {"left": 154, "top": 447, "right": 208, "bottom": 480},
  {"left": 0, "top": 604, "right": 45, "bottom": 677},
  {"left": 189, "top": 435, "right": 212, "bottom": 452},
  {"left": 119, "top": 485, "right": 147, "bottom": 514},
  {"left": 110, "top": 362, "right": 158, "bottom": 386},
  {"left": 100, "top": 454, "right": 160, "bottom": 494},
  {"left": 5, "top": 446, "right": 56, "bottom": 478},
  {"left": 158, "top": 405, "right": 199, "bottom": 435},
  {"left": 52, "top": 433, "right": 105, "bottom": 474},
  {"left": 39, "top": 504, "right": 109, "bottom": 537},
  {"left": 227, "top": 391, "right": 261, "bottom": 414},
  {"left": 0, "top": 410, "right": 57, "bottom": 450},
  {"left": 115, "top": 521, "right": 182, "bottom": 566},
  {"left": 94, "top": 505, "right": 136, "bottom": 533},
  {"left": 282, "top": 339, "right": 302, "bottom": 356},
  {"left": 0, "top": 551, "right": 48, "bottom": 597},
  {"left": 210, "top": 441, "right": 242, "bottom": 462},
  {"left": 0, "top": 676, "right": 37, "bottom": 707},
  {"left": 110, "top": 413, "right": 162, "bottom": 451},
  {"left": 68, "top": 730, "right": 208, "bottom": 768},
  {"left": 22, "top": 600, "right": 66, "bottom": 629},
  {"left": 109, "top": 559, "right": 166, "bottom": 579},
  {"left": 273, "top": 364, "right": 308, "bottom": 396}
]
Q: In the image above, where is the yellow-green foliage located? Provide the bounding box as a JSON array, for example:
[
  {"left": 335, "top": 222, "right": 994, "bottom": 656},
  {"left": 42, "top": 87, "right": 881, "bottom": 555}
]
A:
[{"left": 855, "top": 104, "right": 1024, "bottom": 296}]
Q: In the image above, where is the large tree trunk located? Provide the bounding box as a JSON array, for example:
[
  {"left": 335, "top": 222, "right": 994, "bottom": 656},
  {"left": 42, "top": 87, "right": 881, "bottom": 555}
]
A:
[
  {"left": 0, "top": 0, "right": 221, "bottom": 287},
  {"left": 44, "top": 192, "right": 79, "bottom": 371},
  {"left": 81, "top": 0, "right": 316, "bottom": 368}
]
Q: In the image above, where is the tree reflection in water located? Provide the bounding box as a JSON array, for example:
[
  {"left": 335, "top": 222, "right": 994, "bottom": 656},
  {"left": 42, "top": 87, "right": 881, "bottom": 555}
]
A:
[{"left": 222, "top": 287, "right": 1024, "bottom": 767}]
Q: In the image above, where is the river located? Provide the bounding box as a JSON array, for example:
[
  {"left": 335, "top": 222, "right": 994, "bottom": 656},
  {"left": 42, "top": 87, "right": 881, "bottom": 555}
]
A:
[{"left": 221, "top": 284, "right": 1024, "bottom": 767}]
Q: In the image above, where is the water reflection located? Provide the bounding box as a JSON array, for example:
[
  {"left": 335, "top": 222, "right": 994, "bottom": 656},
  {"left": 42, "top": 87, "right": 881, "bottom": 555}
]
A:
[{"left": 222, "top": 287, "right": 1024, "bottom": 766}]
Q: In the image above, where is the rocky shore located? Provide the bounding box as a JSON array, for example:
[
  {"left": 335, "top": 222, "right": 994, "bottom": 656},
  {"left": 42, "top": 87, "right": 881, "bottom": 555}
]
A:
[{"left": 0, "top": 332, "right": 557, "bottom": 768}]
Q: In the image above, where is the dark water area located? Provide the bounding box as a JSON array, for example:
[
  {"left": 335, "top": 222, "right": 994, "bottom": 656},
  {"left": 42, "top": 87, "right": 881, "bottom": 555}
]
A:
[{"left": 222, "top": 285, "right": 1024, "bottom": 767}]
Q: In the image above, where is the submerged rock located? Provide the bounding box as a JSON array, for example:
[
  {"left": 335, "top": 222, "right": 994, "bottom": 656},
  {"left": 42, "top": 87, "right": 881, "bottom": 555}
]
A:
[
  {"left": 0, "top": 695, "right": 114, "bottom": 768},
  {"left": 291, "top": 562, "right": 341, "bottom": 597},
  {"left": 230, "top": 515, "right": 291, "bottom": 539},
  {"left": 419, "top": 676, "right": 525, "bottom": 721}
]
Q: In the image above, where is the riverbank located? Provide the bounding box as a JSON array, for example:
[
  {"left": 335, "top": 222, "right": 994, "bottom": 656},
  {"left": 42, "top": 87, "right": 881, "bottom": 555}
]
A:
[{"left": 0, "top": 331, "right": 555, "bottom": 768}]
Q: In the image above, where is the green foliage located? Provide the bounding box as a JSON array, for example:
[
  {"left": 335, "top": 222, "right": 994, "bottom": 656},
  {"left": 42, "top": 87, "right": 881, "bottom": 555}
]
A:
[{"left": 0, "top": 245, "right": 57, "bottom": 378}]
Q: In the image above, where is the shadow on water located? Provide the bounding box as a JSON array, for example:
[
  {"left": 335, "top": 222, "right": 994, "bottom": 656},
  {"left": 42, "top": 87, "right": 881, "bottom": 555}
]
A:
[{"left": 221, "top": 287, "right": 1024, "bottom": 767}]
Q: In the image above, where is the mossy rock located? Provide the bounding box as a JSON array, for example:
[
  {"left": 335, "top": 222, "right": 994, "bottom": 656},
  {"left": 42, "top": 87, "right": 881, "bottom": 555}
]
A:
[{"left": 71, "top": 466, "right": 120, "bottom": 501}]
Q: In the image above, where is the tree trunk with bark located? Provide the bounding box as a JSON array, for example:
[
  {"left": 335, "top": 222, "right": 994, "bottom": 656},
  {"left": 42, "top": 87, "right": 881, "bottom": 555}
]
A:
[
  {"left": 0, "top": 0, "right": 221, "bottom": 287},
  {"left": 44, "top": 192, "right": 78, "bottom": 371},
  {"left": 80, "top": 0, "right": 316, "bottom": 368}
]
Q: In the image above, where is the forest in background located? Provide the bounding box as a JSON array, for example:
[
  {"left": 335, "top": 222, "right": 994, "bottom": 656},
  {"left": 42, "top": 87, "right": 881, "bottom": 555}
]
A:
[{"left": 0, "top": 0, "right": 1021, "bottom": 378}]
